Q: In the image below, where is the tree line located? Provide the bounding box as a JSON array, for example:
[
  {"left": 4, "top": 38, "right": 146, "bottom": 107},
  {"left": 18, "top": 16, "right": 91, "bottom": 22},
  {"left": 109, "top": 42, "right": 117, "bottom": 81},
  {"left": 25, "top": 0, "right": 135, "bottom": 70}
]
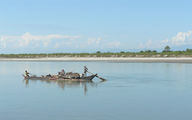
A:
[{"left": 0, "top": 46, "right": 192, "bottom": 58}]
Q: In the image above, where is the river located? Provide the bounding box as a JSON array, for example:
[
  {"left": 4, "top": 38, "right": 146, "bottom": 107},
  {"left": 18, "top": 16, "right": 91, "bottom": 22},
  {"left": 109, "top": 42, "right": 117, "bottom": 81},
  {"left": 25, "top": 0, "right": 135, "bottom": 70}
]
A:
[{"left": 0, "top": 61, "right": 192, "bottom": 120}]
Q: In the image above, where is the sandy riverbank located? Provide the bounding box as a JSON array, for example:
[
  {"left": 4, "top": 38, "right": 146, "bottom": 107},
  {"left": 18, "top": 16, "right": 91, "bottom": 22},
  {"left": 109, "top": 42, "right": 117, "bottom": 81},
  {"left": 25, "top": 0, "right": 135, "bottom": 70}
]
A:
[{"left": 1, "top": 57, "right": 192, "bottom": 63}]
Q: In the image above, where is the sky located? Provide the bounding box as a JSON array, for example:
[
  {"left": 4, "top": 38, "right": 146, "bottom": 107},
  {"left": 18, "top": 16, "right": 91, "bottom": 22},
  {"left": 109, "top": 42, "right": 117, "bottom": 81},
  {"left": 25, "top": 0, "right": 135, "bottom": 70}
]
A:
[{"left": 0, "top": 0, "right": 192, "bottom": 53}]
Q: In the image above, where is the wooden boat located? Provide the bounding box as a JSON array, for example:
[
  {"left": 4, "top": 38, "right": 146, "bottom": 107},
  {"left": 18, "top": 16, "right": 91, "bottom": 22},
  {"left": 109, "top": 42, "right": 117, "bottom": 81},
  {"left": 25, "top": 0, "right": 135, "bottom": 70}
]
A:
[
  {"left": 23, "top": 74, "right": 97, "bottom": 82},
  {"left": 23, "top": 66, "right": 106, "bottom": 82}
]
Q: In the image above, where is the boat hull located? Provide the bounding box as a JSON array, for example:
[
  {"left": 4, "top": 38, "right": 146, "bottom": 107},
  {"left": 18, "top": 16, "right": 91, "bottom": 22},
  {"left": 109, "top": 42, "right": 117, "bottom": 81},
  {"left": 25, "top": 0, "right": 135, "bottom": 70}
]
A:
[{"left": 23, "top": 74, "right": 96, "bottom": 82}]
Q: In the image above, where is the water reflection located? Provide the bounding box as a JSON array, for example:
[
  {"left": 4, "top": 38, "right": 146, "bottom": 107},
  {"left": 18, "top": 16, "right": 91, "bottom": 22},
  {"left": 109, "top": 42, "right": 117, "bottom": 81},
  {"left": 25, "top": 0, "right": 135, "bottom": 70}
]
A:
[{"left": 23, "top": 79, "right": 105, "bottom": 95}]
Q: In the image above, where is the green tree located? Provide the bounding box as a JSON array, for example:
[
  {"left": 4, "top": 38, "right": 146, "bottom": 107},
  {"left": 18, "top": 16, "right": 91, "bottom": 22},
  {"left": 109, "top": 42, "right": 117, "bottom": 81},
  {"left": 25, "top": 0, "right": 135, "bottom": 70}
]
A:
[
  {"left": 96, "top": 51, "right": 101, "bottom": 54},
  {"left": 186, "top": 48, "right": 192, "bottom": 52},
  {"left": 163, "top": 45, "right": 171, "bottom": 52},
  {"left": 145, "top": 50, "right": 152, "bottom": 53}
]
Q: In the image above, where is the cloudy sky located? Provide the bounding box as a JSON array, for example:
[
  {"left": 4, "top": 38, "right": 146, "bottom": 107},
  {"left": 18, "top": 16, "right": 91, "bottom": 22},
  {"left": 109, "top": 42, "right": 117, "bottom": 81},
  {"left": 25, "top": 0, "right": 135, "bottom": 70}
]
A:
[{"left": 0, "top": 0, "right": 192, "bottom": 53}]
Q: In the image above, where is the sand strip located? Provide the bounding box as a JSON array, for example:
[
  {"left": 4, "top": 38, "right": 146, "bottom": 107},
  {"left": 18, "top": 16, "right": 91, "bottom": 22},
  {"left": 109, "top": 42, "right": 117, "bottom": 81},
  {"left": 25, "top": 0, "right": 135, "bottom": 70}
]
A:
[{"left": 1, "top": 57, "right": 192, "bottom": 63}]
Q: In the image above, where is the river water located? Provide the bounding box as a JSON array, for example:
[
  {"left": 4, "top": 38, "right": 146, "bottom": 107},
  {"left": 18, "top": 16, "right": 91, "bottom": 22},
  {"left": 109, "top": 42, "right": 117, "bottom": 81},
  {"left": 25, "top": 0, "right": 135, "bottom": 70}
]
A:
[{"left": 0, "top": 61, "right": 192, "bottom": 120}]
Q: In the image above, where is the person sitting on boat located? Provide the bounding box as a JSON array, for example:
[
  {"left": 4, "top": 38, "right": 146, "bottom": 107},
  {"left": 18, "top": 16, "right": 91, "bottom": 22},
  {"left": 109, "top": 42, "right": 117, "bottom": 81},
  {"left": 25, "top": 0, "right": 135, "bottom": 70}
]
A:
[
  {"left": 61, "top": 69, "right": 65, "bottom": 75},
  {"left": 46, "top": 74, "right": 51, "bottom": 77},
  {"left": 58, "top": 69, "right": 65, "bottom": 77},
  {"left": 25, "top": 70, "right": 30, "bottom": 77}
]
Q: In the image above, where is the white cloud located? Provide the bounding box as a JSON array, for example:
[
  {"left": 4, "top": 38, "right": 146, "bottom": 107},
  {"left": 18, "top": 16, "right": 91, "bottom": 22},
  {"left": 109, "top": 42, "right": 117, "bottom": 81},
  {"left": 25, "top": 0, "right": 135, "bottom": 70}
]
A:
[
  {"left": 0, "top": 37, "right": 7, "bottom": 48},
  {"left": 138, "top": 30, "right": 192, "bottom": 50},
  {"left": 107, "top": 41, "right": 120, "bottom": 48},
  {"left": 138, "top": 40, "right": 153, "bottom": 49},
  {"left": 0, "top": 33, "right": 126, "bottom": 52},
  {"left": 161, "top": 39, "right": 169, "bottom": 44},
  {"left": 21, "top": 32, "right": 80, "bottom": 41},
  {"left": 0, "top": 32, "right": 81, "bottom": 48},
  {"left": 161, "top": 31, "right": 192, "bottom": 46},
  {"left": 87, "top": 37, "right": 101, "bottom": 45},
  {"left": 54, "top": 43, "right": 60, "bottom": 48},
  {"left": 171, "top": 31, "right": 192, "bottom": 45},
  {"left": 42, "top": 40, "right": 50, "bottom": 47}
]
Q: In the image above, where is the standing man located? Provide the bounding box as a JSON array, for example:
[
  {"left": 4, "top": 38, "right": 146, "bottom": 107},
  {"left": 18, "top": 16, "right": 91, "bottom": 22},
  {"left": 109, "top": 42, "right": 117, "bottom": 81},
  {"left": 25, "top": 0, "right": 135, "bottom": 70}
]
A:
[
  {"left": 25, "top": 70, "right": 30, "bottom": 77},
  {"left": 84, "top": 66, "right": 88, "bottom": 76}
]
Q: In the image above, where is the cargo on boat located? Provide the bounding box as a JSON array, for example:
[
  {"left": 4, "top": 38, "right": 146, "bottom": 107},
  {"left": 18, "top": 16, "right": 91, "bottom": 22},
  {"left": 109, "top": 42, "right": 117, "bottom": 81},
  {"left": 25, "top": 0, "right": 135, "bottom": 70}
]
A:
[{"left": 23, "top": 66, "right": 106, "bottom": 81}]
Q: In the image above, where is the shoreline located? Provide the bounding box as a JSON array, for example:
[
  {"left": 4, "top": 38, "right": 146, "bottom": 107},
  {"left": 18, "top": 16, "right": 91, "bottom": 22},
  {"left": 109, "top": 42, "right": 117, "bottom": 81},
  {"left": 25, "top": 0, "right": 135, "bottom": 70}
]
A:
[{"left": 1, "top": 57, "right": 192, "bottom": 63}]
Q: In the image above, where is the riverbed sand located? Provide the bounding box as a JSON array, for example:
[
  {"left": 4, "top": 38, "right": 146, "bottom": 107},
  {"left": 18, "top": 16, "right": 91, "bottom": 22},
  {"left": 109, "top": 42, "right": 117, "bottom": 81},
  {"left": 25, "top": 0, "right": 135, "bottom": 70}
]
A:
[{"left": 1, "top": 57, "right": 192, "bottom": 63}]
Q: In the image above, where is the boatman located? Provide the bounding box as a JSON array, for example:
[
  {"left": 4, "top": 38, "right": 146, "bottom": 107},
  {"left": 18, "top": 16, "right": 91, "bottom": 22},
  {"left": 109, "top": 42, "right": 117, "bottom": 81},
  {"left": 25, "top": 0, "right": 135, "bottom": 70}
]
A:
[
  {"left": 84, "top": 66, "right": 88, "bottom": 76},
  {"left": 25, "top": 70, "right": 30, "bottom": 77}
]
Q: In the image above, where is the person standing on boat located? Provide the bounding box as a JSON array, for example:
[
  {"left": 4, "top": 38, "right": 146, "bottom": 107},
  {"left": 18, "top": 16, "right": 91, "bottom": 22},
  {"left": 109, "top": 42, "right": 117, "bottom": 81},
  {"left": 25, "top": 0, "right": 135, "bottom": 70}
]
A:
[
  {"left": 25, "top": 70, "right": 30, "bottom": 77},
  {"left": 84, "top": 66, "right": 88, "bottom": 76}
]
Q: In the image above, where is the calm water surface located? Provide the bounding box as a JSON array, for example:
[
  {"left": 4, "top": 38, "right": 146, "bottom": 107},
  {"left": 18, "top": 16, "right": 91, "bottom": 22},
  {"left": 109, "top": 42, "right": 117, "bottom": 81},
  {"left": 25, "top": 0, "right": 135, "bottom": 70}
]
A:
[{"left": 1, "top": 61, "right": 192, "bottom": 120}]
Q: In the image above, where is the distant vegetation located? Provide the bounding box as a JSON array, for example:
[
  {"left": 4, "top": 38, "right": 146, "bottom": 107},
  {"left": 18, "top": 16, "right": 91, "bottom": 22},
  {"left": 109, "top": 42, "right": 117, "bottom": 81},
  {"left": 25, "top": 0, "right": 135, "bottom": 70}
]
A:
[{"left": 1, "top": 46, "right": 192, "bottom": 58}]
